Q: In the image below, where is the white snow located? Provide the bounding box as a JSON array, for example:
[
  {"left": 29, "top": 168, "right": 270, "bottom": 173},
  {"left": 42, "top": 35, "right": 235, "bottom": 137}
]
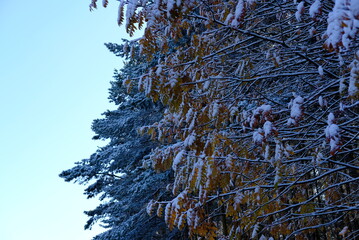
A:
[
  {"left": 186, "top": 108, "right": 194, "bottom": 123},
  {"left": 225, "top": 13, "right": 234, "bottom": 25},
  {"left": 251, "top": 223, "right": 259, "bottom": 239},
  {"left": 212, "top": 101, "right": 219, "bottom": 117},
  {"left": 164, "top": 202, "right": 172, "bottom": 223},
  {"left": 287, "top": 95, "right": 304, "bottom": 126},
  {"left": 291, "top": 96, "right": 304, "bottom": 118},
  {"left": 144, "top": 77, "right": 152, "bottom": 96},
  {"left": 287, "top": 117, "right": 296, "bottom": 126},
  {"left": 352, "top": 0, "right": 359, "bottom": 16},
  {"left": 234, "top": 191, "right": 244, "bottom": 210},
  {"left": 184, "top": 133, "right": 196, "bottom": 147},
  {"left": 125, "top": 0, "right": 137, "bottom": 29},
  {"left": 309, "top": 0, "right": 321, "bottom": 18},
  {"left": 168, "top": 77, "right": 178, "bottom": 88},
  {"left": 309, "top": 27, "right": 316, "bottom": 37},
  {"left": 324, "top": 0, "right": 359, "bottom": 50},
  {"left": 156, "top": 65, "right": 163, "bottom": 76},
  {"left": 324, "top": 0, "right": 347, "bottom": 49},
  {"left": 259, "top": 104, "right": 272, "bottom": 113},
  {"left": 177, "top": 214, "right": 184, "bottom": 228},
  {"left": 339, "top": 102, "right": 346, "bottom": 111},
  {"left": 263, "top": 121, "right": 273, "bottom": 137},
  {"left": 172, "top": 150, "right": 185, "bottom": 170},
  {"left": 339, "top": 226, "right": 349, "bottom": 236},
  {"left": 235, "top": 0, "right": 244, "bottom": 20},
  {"left": 327, "top": 123, "right": 340, "bottom": 139},
  {"left": 188, "top": 113, "right": 197, "bottom": 131},
  {"left": 315, "top": 152, "right": 323, "bottom": 165},
  {"left": 250, "top": 104, "right": 272, "bottom": 128},
  {"left": 327, "top": 112, "right": 335, "bottom": 125},
  {"left": 167, "top": 0, "right": 175, "bottom": 17},
  {"left": 172, "top": 190, "right": 187, "bottom": 211},
  {"left": 122, "top": 41, "right": 128, "bottom": 53},
  {"left": 349, "top": 59, "right": 359, "bottom": 97},
  {"left": 325, "top": 113, "right": 341, "bottom": 154},
  {"left": 285, "top": 144, "right": 294, "bottom": 157},
  {"left": 225, "top": 155, "right": 233, "bottom": 169},
  {"left": 295, "top": 1, "right": 305, "bottom": 22},
  {"left": 259, "top": 235, "right": 267, "bottom": 240},
  {"left": 146, "top": 200, "right": 155, "bottom": 215},
  {"left": 264, "top": 144, "right": 270, "bottom": 160},
  {"left": 186, "top": 208, "right": 195, "bottom": 227},
  {"left": 231, "top": 0, "right": 244, "bottom": 26},
  {"left": 194, "top": 158, "right": 204, "bottom": 189},
  {"left": 253, "top": 128, "right": 264, "bottom": 144}
]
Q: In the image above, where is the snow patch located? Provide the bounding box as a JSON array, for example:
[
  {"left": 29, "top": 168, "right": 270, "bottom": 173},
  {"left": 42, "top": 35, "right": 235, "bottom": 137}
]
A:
[
  {"left": 172, "top": 150, "right": 185, "bottom": 171},
  {"left": 295, "top": 1, "right": 305, "bottom": 22},
  {"left": 309, "top": 0, "right": 321, "bottom": 18},
  {"left": 349, "top": 58, "right": 359, "bottom": 97},
  {"left": 184, "top": 133, "right": 196, "bottom": 147},
  {"left": 287, "top": 95, "right": 304, "bottom": 126},
  {"left": 325, "top": 113, "right": 341, "bottom": 155},
  {"left": 253, "top": 128, "right": 264, "bottom": 145}
]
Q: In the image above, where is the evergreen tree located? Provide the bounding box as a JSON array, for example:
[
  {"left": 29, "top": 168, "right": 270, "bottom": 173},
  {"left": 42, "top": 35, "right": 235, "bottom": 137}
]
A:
[{"left": 60, "top": 42, "right": 187, "bottom": 239}]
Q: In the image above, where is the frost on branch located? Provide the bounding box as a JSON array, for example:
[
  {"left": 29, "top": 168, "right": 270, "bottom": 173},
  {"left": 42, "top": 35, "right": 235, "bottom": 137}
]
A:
[
  {"left": 251, "top": 223, "right": 260, "bottom": 239},
  {"left": 231, "top": 0, "right": 245, "bottom": 26},
  {"left": 117, "top": 0, "right": 125, "bottom": 26},
  {"left": 325, "top": 113, "right": 341, "bottom": 155},
  {"left": 184, "top": 132, "right": 196, "bottom": 147},
  {"left": 295, "top": 1, "right": 305, "bottom": 22},
  {"left": 146, "top": 199, "right": 156, "bottom": 215},
  {"left": 309, "top": 0, "right": 322, "bottom": 19},
  {"left": 82, "top": 0, "right": 359, "bottom": 239},
  {"left": 253, "top": 128, "right": 264, "bottom": 145},
  {"left": 263, "top": 121, "right": 276, "bottom": 138},
  {"left": 349, "top": 53, "right": 359, "bottom": 98},
  {"left": 287, "top": 94, "right": 304, "bottom": 126},
  {"left": 249, "top": 104, "right": 272, "bottom": 128},
  {"left": 172, "top": 149, "right": 184, "bottom": 171},
  {"left": 339, "top": 226, "right": 349, "bottom": 237},
  {"left": 324, "top": 0, "right": 359, "bottom": 51}
]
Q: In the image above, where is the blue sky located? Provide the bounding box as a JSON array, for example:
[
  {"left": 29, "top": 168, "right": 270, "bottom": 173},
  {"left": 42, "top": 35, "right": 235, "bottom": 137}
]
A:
[{"left": 0, "top": 1, "right": 128, "bottom": 239}]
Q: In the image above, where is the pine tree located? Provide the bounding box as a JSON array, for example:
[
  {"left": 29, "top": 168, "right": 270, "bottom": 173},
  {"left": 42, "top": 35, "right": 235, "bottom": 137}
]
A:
[{"left": 60, "top": 42, "right": 188, "bottom": 239}]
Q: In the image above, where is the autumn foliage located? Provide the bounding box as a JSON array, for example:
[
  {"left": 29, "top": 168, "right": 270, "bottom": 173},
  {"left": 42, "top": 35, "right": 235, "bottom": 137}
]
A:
[{"left": 88, "top": 0, "right": 358, "bottom": 239}]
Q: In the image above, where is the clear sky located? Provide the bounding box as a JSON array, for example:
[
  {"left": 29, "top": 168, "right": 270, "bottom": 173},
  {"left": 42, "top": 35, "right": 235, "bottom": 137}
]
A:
[{"left": 0, "top": 1, "right": 128, "bottom": 239}]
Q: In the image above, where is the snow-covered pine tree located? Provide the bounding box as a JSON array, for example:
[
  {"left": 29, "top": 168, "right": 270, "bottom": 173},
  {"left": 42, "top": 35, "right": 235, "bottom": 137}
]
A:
[{"left": 60, "top": 42, "right": 188, "bottom": 239}]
